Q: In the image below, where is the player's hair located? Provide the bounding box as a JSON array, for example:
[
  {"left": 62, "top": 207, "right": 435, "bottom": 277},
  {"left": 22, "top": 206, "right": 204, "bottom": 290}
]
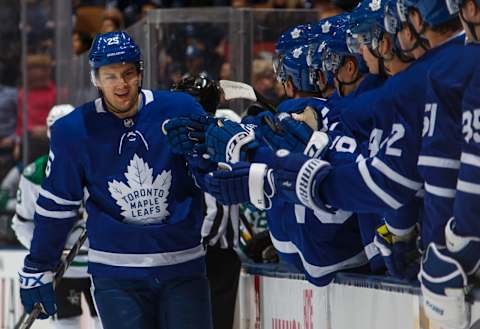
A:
[{"left": 430, "top": 16, "right": 462, "bottom": 33}]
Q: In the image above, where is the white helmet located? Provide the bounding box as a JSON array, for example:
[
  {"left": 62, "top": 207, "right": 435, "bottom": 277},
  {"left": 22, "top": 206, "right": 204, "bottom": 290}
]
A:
[{"left": 46, "top": 104, "right": 75, "bottom": 138}]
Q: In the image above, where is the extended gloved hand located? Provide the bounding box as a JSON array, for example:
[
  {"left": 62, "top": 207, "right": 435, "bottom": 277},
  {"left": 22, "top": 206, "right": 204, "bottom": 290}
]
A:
[
  {"left": 205, "top": 120, "right": 259, "bottom": 163},
  {"left": 205, "top": 162, "right": 275, "bottom": 210},
  {"left": 262, "top": 113, "right": 329, "bottom": 158},
  {"left": 419, "top": 218, "right": 480, "bottom": 329},
  {"left": 19, "top": 256, "right": 56, "bottom": 319},
  {"left": 205, "top": 150, "right": 333, "bottom": 215},
  {"left": 162, "top": 114, "right": 216, "bottom": 156},
  {"left": 373, "top": 224, "right": 419, "bottom": 280}
]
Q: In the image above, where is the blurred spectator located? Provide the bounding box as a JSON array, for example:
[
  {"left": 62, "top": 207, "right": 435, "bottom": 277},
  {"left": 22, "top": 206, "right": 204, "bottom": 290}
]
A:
[
  {"left": 72, "top": 30, "right": 93, "bottom": 55},
  {"left": 313, "top": 0, "right": 360, "bottom": 18},
  {"left": 185, "top": 44, "right": 207, "bottom": 77},
  {"left": 219, "top": 62, "right": 231, "bottom": 80},
  {"left": 231, "top": 0, "right": 250, "bottom": 7},
  {"left": 255, "top": 0, "right": 305, "bottom": 8},
  {"left": 100, "top": 8, "right": 124, "bottom": 33},
  {"left": 16, "top": 54, "right": 56, "bottom": 163},
  {"left": 0, "top": 85, "right": 17, "bottom": 181},
  {"left": 252, "top": 58, "right": 278, "bottom": 103}
]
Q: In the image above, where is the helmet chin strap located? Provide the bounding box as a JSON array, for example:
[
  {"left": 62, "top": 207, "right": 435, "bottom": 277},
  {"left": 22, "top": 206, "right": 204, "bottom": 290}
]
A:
[{"left": 335, "top": 71, "right": 362, "bottom": 97}]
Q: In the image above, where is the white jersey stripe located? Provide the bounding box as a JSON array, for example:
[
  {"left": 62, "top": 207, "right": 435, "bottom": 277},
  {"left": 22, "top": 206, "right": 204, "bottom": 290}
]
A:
[
  {"left": 460, "top": 152, "right": 480, "bottom": 168},
  {"left": 35, "top": 205, "right": 78, "bottom": 219},
  {"left": 457, "top": 179, "right": 480, "bottom": 195},
  {"left": 364, "top": 242, "right": 379, "bottom": 260},
  {"left": 358, "top": 160, "right": 402, "bottom": 210},
  {"left": 88, "top": 244, "right": 205, "bottom": 267},
  {"left": 371, "top": 158, "right": 423, "bottom": 190},
  {"left": 418, "top": 156, "right": 460, "bottom": 169},
  {"left": 424, "top": 182, "right": 456, "bottom": 198},
  {"left": 270, "top": 233, "right": 369, "bottom": 278},
  {"left": 39, "top": 188, "right": 82, "bottom": 206}
]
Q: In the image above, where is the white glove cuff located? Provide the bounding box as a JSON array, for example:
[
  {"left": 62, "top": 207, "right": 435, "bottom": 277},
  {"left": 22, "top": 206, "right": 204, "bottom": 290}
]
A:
[
  {"left": 421, "top": 285, "right": 470, "bottom": 329},
  {"left": 226, "top": 125, "right": 256, "bottom": 163},
  {"left": 249, "top": 163, "right": 272, "bottom": 210},
  {"left": 295, "top": 158, "right": 330, "bottom": 216},
  {"left": 304, "top": 131, "right": 329, "bottom": 159},
  {"left": 19, "top": 270, "right": 54, "bottom": 289}
]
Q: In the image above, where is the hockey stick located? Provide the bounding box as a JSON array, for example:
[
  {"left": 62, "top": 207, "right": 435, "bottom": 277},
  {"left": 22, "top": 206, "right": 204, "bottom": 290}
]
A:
[
  {"left": 14, "top": 229, "right": 88, "bottom": 329},
  {"left": 219, "top": 80, "right": 277, "bottom": 114}
]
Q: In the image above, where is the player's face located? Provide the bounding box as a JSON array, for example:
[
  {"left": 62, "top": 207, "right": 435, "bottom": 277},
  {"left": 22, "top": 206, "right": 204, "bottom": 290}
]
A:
[
  {"left": 360, "top": 44, "right": 379, "bottom": 75},
  {"left": 96, "top": 63, "right": 141, "bottom": 117},
  {"left": 459, "top": 1, "right": 480, "bottom": 42}
]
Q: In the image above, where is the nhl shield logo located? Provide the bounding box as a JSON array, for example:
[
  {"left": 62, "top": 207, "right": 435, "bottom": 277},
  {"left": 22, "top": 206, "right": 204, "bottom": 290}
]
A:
[{"left": 108, "top": 153, "right": 171, "bottom": 224}]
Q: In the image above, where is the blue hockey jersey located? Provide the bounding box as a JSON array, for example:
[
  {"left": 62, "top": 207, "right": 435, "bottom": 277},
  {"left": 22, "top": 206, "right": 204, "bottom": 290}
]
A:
[
  {"left": 252, "top": 97, "right": 369, "bottom": 286},
  {"left": 29, "top": 90, "right": 207, "bottom": 279},
  {"left": 418, "top": 33, "right": 476, "bottom": 246},
  {"left": 453, "top": 44, "right": 480, "bottom": 238}
]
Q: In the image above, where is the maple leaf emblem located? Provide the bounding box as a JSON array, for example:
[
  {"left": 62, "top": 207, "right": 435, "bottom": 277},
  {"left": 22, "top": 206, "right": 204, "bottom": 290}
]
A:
[
  {"left": 322, "top": 21, "right": 332, "bottom": 34},
  {"left": 290, "top": 28, "right": 301, "bottom": 39},
  {"left": 369, "top": 0, "right": 381, "bottom": 11},
  {"left": 292, "top": 47, "right": 303, "bottom": 59},
  {"left": 108, "top": 154, "right": 171, "bottom": 224}
]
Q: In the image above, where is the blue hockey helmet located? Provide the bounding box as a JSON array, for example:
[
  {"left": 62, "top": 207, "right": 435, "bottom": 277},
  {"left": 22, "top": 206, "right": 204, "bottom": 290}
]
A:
[
  {"left": 274, "top": 24, "right": 312, "bottom": 82},
  {"left": 347, "top": 0, "right": 388, "bottom": 54},
  {"left": 445, "top": 0, "right": 480, "bottom": 14},
  {"left": 89, "top": 31, "right": 142, "bottom": 71},
  {"left": 310, "top": 13, "right": 351, "bottom": 41},
  {"left": 307, "top": 39, "right": 335, "bottom": 94},
  {"left": 384, "top": 0, "right": 403, "bottom": 34},
  {"left": 281, "top": 45, "right": 319, "bottom": 93},
  {"left": 321, "top": 30, "right": 368, "bottom": 76},
  {"left": 402, "top": 0, "right": 458, "bottom": 27}
]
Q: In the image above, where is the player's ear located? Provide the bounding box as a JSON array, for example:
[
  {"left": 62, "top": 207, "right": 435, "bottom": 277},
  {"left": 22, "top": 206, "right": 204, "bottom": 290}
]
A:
[
  {"left": 379, "top": 34, "right": 392, "bottom": 58},
  {"left": 90, "top": 71, "right": 99, "bottom": 87}
]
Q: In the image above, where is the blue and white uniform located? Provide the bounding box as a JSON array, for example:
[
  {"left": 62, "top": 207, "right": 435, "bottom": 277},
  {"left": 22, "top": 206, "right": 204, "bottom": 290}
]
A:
[{"left": 30, "top": 90, "right": 207, "bottom": 279}]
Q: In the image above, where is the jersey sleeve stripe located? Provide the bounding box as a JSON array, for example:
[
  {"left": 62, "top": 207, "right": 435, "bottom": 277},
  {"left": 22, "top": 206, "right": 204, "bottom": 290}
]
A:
[
  {"left": 424, "top": 182, "right": 456, "bottom": 198},
  {"left": 460, "top": 152, "right": 480, "bottom": 168},
  {"left": 35, "top": 205, "right": 78, "bottom": 219},
  {"left": 371, "top": 158, "right": 423, "bottom": 190},
  {"left": 39, "top": 188, "right": 82, "bottom": 206},
  {"left": 364, "top": 242, "right": 380, "bottom": 260},
  {"left": 457, "top": 179, "right": 480, "bottom": 196},
  {"left": 358, "top": 159, "right": 402, "bottom": 210},
  {"left": 417, "top": 156, "right": 461, "bottom": 169}
]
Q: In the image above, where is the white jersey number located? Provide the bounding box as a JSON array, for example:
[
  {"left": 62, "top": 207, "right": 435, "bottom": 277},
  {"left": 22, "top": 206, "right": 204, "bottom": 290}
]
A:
[{"left": 463, "top": 109, "right": 480, "bottom": 144}]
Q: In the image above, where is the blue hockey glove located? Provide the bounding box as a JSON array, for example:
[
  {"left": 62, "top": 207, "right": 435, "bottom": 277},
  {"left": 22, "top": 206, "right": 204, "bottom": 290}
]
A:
[
  {"left": 373, "top": 224, "right": 420, "bottom": 280},
  {"left": 162, "top": 114, "right": 215, "bottom": 156},
  {"left": 205, "top": 120, "right": 259, "bottom": 163},
  {"left": 19, "top": 256, "right": 56, "bottom": 319},
  {"left": 272, "top": 150, "right": 333, "bottom": 216},
  {"left": 205, "top": 162, "right": 275, "bottom": 210},
  {"left": 419, "top": 218, "right": 480, "bottom": 329},
  {"left": 419, "top": 243, "right": 470, "bottom": 329},
  {"left": 262, "top": 113, "right": 330, "bottom": 158}
]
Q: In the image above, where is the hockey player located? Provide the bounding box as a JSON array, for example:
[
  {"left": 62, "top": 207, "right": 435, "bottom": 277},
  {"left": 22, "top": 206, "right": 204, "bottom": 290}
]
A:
[
  {"left": 413, "top": 0, "right": 480, "bottom": 328},
  {"left": 17, "top": 31, "right": 212, "bottom": 329},
  {"left": 200, "top": 0, "right": 467, "bottom": 282},
  {"left": 12, "top": 104, "right": 101, "bottom": 329}
]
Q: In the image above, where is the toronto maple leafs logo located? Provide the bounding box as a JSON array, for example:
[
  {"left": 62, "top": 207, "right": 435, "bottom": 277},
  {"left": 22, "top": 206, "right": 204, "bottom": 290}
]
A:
[
  {"left": 108, "top": 154, "right": 171, "bottom": 224},
  {"left": 321, "top": 21, "right": 332, "bottom": 34},
  {"left": 369, "top": 0, "right": 382, "bottom": 11},
  {"left": 293, "top": 47, "right": 303, "bottom": 59},
  {"left": 290, "top": 27, "right": 302, "bottom": 39}
]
